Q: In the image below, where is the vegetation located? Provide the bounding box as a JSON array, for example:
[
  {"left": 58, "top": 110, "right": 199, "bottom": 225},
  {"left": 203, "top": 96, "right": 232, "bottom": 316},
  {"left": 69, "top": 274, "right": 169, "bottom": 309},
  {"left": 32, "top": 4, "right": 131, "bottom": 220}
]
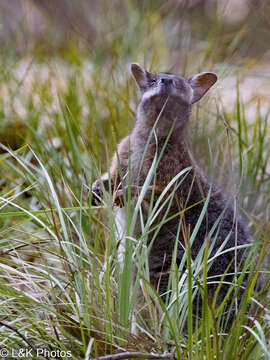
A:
[{"left": 0, "top": 1, "right": 269, "bottom": 359}]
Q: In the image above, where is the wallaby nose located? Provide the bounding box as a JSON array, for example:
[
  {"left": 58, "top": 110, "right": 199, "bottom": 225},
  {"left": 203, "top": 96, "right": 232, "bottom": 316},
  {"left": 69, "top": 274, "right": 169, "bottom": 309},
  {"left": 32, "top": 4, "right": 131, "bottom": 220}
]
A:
[{"left": 160, "top": 78, "right": 172, "bottom": 85}]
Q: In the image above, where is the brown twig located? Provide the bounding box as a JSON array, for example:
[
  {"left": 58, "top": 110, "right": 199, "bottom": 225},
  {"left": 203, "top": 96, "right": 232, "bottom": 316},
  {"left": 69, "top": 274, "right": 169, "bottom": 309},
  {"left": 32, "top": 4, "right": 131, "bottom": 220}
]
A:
[{"left": 91, "top": 349, "right": 176, "bottom": 360}]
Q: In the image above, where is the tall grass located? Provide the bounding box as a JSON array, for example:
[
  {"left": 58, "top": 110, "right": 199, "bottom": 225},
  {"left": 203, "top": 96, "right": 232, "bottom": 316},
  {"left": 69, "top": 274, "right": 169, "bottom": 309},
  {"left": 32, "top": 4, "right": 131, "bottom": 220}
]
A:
[
  {"left": 0, "top": 64, "right": 269, "bottom": 358},
  {"left": 0, "top": 1, "right": 270, "bottom": 359}
]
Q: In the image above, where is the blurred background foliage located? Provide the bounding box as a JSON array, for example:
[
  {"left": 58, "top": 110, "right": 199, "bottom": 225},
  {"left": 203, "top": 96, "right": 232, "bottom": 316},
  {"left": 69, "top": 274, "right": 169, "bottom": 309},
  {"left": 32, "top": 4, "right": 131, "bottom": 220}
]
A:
[
  {"left": 1, "top": 0, "right": 270, "bottom": 145},
  {"left": 2, "top": 0, "right": 270, "bottom": 61}
]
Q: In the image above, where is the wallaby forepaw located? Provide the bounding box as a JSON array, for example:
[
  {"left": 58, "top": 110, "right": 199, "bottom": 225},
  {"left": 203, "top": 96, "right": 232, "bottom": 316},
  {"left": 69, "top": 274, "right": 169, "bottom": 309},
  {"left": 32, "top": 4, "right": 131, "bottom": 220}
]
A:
[{"left": 91, "top": 180, "right": 103, "bottom": 205}]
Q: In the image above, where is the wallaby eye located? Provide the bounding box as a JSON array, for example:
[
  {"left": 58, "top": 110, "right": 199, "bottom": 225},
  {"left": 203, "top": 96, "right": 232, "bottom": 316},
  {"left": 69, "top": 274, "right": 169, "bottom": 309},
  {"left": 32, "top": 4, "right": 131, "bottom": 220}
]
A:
[{"left": 150, "top": 79, "right": 157, "bottom": 86}]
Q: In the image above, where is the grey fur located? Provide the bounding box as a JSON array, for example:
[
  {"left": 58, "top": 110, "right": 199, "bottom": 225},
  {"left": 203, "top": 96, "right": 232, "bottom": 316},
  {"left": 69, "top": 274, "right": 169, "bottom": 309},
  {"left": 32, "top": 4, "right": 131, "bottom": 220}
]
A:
[{"left": 92, "top": 63, "right": 263, "bottom": 324}]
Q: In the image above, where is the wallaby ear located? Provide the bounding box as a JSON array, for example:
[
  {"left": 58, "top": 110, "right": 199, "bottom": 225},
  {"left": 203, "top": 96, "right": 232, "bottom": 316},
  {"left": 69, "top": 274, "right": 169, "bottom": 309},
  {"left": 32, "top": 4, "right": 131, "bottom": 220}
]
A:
[
  {"left": 189, "top": 72, "right": 217, "bottom": 104},
  {"left": 130, "top": 63, "right": 149, "bottom": 91}
]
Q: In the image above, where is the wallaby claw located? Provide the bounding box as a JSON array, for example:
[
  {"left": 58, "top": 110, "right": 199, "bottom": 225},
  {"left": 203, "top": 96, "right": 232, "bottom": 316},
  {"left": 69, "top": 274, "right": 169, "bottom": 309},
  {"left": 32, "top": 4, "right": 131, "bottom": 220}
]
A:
[{"left": 113, "top": 189, "right": 125, "bottom": 207}]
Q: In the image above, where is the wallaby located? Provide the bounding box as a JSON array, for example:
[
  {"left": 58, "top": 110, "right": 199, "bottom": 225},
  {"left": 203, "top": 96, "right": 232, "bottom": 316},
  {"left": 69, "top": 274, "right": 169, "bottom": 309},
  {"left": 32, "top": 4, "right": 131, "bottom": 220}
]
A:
[{"left": 92, "top": 63, "right": 263, "bottom": 323}]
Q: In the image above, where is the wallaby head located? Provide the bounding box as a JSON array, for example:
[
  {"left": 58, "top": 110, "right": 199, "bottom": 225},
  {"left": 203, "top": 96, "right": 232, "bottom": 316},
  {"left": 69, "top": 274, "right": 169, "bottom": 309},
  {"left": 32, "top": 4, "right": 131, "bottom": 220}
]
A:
[{"left": 131, "top": 63, "right": 217, "bottom": 135}]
